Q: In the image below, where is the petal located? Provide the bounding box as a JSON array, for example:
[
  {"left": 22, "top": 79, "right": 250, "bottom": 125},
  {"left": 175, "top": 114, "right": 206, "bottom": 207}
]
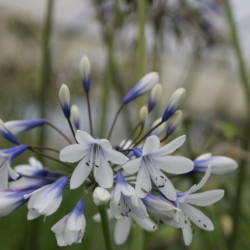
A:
[
  {"left": 133, "top": 216, "right": 158, "bottom": 232},
  {"left": 122, "top": 158, "right": 141, "bottom": 174},
  {"left": 152, "top": 135, "right": 186, "bottom": 157},
  {"left": 60, "top": 144, "right": 88, "bottom": 163},
  {"left": 8, "top": 166, "right": 19, "bottom": 180},
  {"left": 94, "top": 159, "right": 113, "bottom": 188},
  {"left": 181, "top": 203, "right": 214, "bottom": 231},
  {"left": 103, "top": 148, "right": 128, "bottom": 165},
  {"left": 186, "top": 190, "right": 224, "bottom": 207},
  {"left": 0, "top": 164, "right": 8, "bottom": 189},
  {"left": 142, "top": 135, "right": 160, "bottom": 155},
  {"left": 114, "top": 218, "right": 131, "bottom": 245},
  {"left": 51, "top": 215, "right": 67, "bottom": 234},
  {"left": 70, "top": 158, "right": 92, "bottom": 189},
  {"left": 153, "top": 156, "right": 194, "bottom": 174},
  {"left": 135, "top": 166, "right": 151, "bottom": 198},
  {"left": 182, "top": 225, "right": 193, "bottom": 246},
  {"left": 75, "top": 130, "right": 94, "bottom": 144},
  {"left": 195, "top": 153, "right": 212, "bottom": 161}
]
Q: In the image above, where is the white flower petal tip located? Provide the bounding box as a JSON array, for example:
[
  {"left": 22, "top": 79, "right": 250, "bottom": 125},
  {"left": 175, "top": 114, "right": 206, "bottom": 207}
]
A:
[
  {"left": 162, "top": 88, "right": 186, "bottom": 122},
  {"left": 51, "top": 199, "right": 86, "bottom": 246},
  {"left": 58, "top": 83, "right": 71, "bottom": 118},
  {"left": 26, "top": 176, "right": 68, "bottom": 220},
  {"left": 194, "top": 156, "right": 238, "bottom": 175},
  {"left": 79, "top": 55, "right": 91, "bottom": 92},
  {"left": 122, "top": 72, "right": 159, "bottom": 104},
  {"left": 93, "top": 187, "right": 111, "bottom": 206}
]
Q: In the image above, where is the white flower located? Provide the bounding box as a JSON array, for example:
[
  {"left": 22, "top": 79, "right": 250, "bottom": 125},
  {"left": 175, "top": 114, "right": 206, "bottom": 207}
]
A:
[
  {"left": 176, "top": 168, "right": 224, "bottom": 246},
  {"left": 10, "top": 157, "right": 58, "bottom": 189},
  {"left": 122, "top": 135, "right": 194, "bottom": 200},
  {"left": 194, "top": 153, "right": 238, "bottom": 175},
  {"left": 24, "top": 176, "right": 68, "bottom": 220},
  {"left": 79, "top": 55, "right": 91, "bottom": 92},
  {"left": 60, "top": 130, "right": 128, "bottom": 189},
  {"left": 111, "top": 172, "right": 157, "bottom": 245},
  {"left": 51, "top": 199, "right": 86, "bottom": 246},
  {"left": 0, "top": 187, "right": 36, "bottom": 217},
  {"left": 93, "top": 187, "right": 111, "bottom": 206}
]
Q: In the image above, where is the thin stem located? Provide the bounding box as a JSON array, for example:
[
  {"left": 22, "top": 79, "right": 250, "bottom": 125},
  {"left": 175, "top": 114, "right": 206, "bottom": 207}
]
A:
[
  {"left": 107, "top": 104, "right": 124, "bottom": 139},
  {"left": 225, "top": 1, "right": 250, "bottom": 249},
  {"left": 30, "top": 145, "right": 60, "bottom": 153},
  {"left": 67, "top": 118, "right": 75, "bottom": 139},
  {"left": 128, "top": 124, "right": 144, "bottom": 149},
  {"left": 28, "top": 147, "right": 74, "bottom": 169},
  {"left": 21, "top": 174, "right": 58, "bottom": 181},
  {"left": 120, "top": 122, "right": 141, "bottom": 150},
  {"left": 98, "top": 205, "right": 114, "bottom": 250},
  {"left": 45, "top": 121, "right": 72, "bottom": 144},
  {"left": 86, "top": 92, "right": 94, "bottom": 136}
]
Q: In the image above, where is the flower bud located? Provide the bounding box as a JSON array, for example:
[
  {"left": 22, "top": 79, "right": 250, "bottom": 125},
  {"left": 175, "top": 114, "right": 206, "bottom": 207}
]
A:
[
  {"left": 122, "top": 72, "right": 159, "bottom": 104},
  {"left": 58, "top": 84, "right": 71, "bottom": 119},
  {"left": 148, "top": 83, "right": 162, "bottom": 112},
  {"left": 150, "top": 117, "right": 167, "bottom": 136},
  {"left": 139, "top": 106, "right": 148, "bottom": 125},
  {"left": 162, "top": 88, "right": 186, "bottom": 122},
  {"left": 71, "top": 105, "right": 80, "bottom": 130},
  {"left": 166, "top": 110, "right": 182, "bottom": 137},
  {"left": 79, "top": 55, "right": 91, "bottom": 92},
  {"left": 93, "top": 187, "right": 111, "bottom": 206}
]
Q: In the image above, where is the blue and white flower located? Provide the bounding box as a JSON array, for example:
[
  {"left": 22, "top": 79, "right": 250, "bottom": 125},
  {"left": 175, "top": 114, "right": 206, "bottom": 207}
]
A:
[
  {"left": 148, "top": 83, "right": 162, "bottom": 112},
  {"left": 24, "top": 176, "right": 68, "bottom": 220},
  {"left": 111, "top": 172, "right": 157, "bottom": 245},
  {"left": 3, "top": 119, "right": 46, "bottom": 136},
  {"left": 79, "top": 55, "right": 91, "bottom": 93},
  {"left": 122, "top": 135, "right": 193, "bottom": 200},
  {"left": 0, "top": 187, "right": 36, "bottom": 217},
  {"left": 0, "top": 119, "right": 19, "bottom": 144},
  {"left": 59, "top": 84, "right": 71, "bottom": 119},
  {"left": 10, "top": 157, "right": 58, "bottom": 189},
  {"left": 60, "top": 130, "right": 128, "bottom": 189},
  {"left": 51, "top": 199, "right": 86, "bottom": 246},
  {"left": 0, "top": 144, "right": 27, "bottom": 189},
  {"left": 175, "top": 168, "right": 224, "bottom": 246},
  {"left": 193, "top": 153, "right": 238, "bottom": 175},
  {"left": 122, "top": 72, "right": 159, "bottom": 104}
]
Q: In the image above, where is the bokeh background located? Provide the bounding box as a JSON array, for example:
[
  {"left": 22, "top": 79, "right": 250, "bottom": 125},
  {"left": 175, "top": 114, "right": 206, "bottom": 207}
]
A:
[{"left": 0, "top": 0, "right": 250, "bottom": 249}]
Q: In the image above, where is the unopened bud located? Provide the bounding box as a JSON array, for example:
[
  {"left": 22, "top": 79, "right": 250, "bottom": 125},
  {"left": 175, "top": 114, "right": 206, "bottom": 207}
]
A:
[
  {"left": 59, "top": 84, "right": 71, "bottom": 119},
  {"left": 139, "top": 106, "right": 148, "bottom": 124},
  {"left": 71, "top": 105, "right": 80, "bottom": 130},
  {"left": 151, "top": 117, "right": 167, "bottom": 136},
  {"left": 79, "top": 55, "right": 91, "bottom": 92},
  {"left": 162, "top": 88, "right": 186, "bottom": 122},
  {"left": 166, "top": 110, "right": 182, "bottom": 137},
  {"left": 148, "top": 83, "right": 162, "bottom": 112},
  {"left": 93, "top": 187, "right": 111, "bottom": 206}
]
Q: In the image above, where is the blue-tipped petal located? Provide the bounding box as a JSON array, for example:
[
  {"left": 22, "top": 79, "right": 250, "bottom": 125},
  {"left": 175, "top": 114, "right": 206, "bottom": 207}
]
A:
[{"left": 79, "top": 56, "right": 91, "bottom": 93}]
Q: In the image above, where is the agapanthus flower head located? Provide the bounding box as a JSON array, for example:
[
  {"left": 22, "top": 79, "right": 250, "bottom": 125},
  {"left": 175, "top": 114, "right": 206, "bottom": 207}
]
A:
[
  {"left": 24, "top": 176, "right": 68, "bottom": 220},
  {"left": 0, "top": 187, "right": 36, "bottom": 217},
  {"left": 60, "top": 130, "right": 128, "bottom": 189},
  {"left": 162, "top": 88, "right": 186, "bottom": 122},
  {"left": 0, "top": 144, "right": 27, "bottom": 189},
  {"left": 3, "top": 119, "right": 46, "bottom": 136},
  {"left": 193, "top": 153, "right": 238, "bottom": 175},
  {"left": 148, "top": 83, "right": 162, "bottom": 112},
  {"left": 79, "top": 55, "right": 91, "bottom": 93},
  {"left": 71, "top": 104, "right": 80, "bottom": 130},
  {"left": 0, "top": 119, "right": 19, "bottom": 144},
  {"left": 59, "top": 83, "right": 71, "bottom": 119},
  {"left": 122, "top": 72, "right": 159, "bottom": 104},
  {"left": 51, "top": 199, "right": 86, "bottom": 246}
]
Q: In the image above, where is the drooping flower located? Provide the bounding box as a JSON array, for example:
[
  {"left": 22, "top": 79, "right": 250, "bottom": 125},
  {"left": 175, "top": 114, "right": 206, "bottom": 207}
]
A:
[
  {"left": 122, "top": 72, "right": 159, "bottom": 104},
  {"left": 71, "top": 104, "right": 80, "bottom": 130},
  {"left": 24, "top": 176, "right": 68, "bottom": 220},
  {"left": 111, "top": 172, "right": 157, "bottom": 245},
  {"left": 51, "top": 199, "right": 86, "bottom": 246},
  {"left": 193, "top": 153, "right": 238, "bottom": 175},
  {"left": 175, "top": 168, "right": 224, "bottom": 246},
  {"left": 60, "top": 130, "right": 128, "bottom": 189},
  {"left": 10, "top": 157, "right": 58, "bottom": 189},
  {"left": 0, "top": 187, "right": 36, "bottom": 217},
  {"left": 122, "top": 135, "right": 193, "bottom": 200},
  {"left": 0, "top": 144, "right": 27, "bottom": 189}
]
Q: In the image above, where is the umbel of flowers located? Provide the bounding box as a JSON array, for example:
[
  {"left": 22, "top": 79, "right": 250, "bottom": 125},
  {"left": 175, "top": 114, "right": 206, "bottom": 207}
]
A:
[{"left": 0, "top": 55, "right": 237, "bottom": 248}]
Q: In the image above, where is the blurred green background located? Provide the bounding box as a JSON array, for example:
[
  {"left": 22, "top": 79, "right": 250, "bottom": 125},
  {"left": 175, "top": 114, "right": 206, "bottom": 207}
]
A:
[{"left": 0, "top": 0, "right": 250, "bottom": 249}]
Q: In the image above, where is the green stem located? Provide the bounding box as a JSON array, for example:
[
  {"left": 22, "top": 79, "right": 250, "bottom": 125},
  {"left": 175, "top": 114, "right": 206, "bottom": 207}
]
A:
[
  {"left": 67, "top": 118, "right": 76, "bottom": 139},
  {"left": 225, "top": 1, "right": 250, "bottom": 249},
  {"left": 86, "top": 92, "right": 94, "bottom": 136},
  {"left": 98, "top": 205, "right": 113, "bottom": 250},
  {"left": 136, "top": 0, "right": 146, "bottom": 111}
]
